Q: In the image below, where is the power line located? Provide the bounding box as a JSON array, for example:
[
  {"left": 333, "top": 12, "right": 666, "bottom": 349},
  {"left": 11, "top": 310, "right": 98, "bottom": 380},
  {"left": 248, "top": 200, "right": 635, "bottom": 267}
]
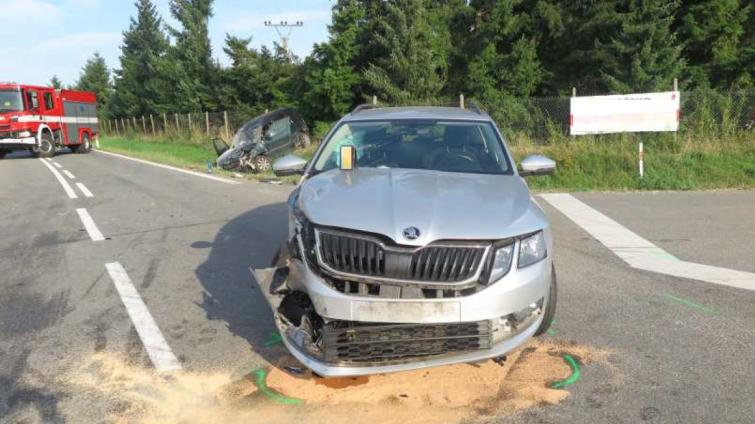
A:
[{"left": 263, "top": 20, "right": 303, "bottom": 62}]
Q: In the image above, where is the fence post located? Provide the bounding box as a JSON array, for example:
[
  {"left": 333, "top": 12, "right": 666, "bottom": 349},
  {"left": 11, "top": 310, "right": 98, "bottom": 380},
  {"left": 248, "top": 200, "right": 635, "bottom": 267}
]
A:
[
  {"left": 638, "top": 141, "right": 644, "bottom": 178},
  {"left": 223, "top": 111, "right": 229, "bottom": 139},
  {"left": 372, "top": 95, "right": 377, "bottom": 105},
  {"left": 188, "top": 113, "right": 192, "bottom": 132},
  {"left": 570, "top": 87, "right": 577, "bottom": 138},
  {"left": 205, "top": 111, "right": 210, "bottom": 136},
  {"left": 174, "top": 113, "right": 180, "bottom": 131},
  {"left": 459, "top": 93, "right": 465, "bottom": 109},
  {"left": 132, "top": 117, "right": 137, "bottom": 130},
  {"left": 150, "top": 114, "right": 155, "bottom": 135},
  {"left": 141, "top": 115, "right": 146, "bottom": 133},
  {"left": 163, "top": 113, "right": 167, "bottom": 134},
  {"left": 121, "top": 118, "right": 126, "bottom": 131}
]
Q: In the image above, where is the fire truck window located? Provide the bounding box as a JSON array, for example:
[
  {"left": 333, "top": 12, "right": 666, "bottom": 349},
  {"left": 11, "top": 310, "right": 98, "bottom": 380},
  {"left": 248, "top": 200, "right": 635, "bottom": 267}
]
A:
[
  {"left": 43, "top": 92, "right": 54, "bottom": 110},
  {"left": 26, "top": 91, "right": 39, "bottom": 110}
]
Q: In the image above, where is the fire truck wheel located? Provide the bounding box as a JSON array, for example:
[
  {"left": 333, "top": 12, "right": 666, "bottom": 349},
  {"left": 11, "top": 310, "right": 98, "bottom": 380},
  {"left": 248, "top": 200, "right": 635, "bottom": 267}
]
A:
[
  {"left": 34, "top": 133, "right": 55, "bottom": 158},
  {"left": 75, "top": 134, "right": 92, "bottom": 154}
]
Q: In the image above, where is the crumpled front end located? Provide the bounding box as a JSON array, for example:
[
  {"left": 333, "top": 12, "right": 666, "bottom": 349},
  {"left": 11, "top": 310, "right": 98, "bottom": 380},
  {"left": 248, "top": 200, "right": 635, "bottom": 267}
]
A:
[{"left": 253, "top": 221, "right": 553, "bottom": 377}]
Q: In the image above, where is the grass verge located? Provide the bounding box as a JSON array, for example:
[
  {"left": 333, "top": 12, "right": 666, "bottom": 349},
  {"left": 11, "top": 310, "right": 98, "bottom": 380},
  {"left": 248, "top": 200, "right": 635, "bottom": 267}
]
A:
[{"left": 99, "top": 132, "right": 755, "bottom": 191}]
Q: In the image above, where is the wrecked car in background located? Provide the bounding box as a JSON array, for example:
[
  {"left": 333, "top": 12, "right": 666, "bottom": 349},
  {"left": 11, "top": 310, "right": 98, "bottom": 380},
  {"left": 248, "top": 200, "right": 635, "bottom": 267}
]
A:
[
  {"left": 213, "top": 108, "right": 310, "bottom": 173},
  {"left": 253, "top": 105, "right": 558, "bottom": 377}
]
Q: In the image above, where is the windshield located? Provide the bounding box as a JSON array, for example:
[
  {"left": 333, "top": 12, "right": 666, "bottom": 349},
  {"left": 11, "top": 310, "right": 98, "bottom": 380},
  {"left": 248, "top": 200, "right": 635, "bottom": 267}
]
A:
[
  {"left": 0, "top": 89, "right": 24, "bottom": 112},
  {"left": 313, "top": 120, "right": 513, "bottom": 175}
]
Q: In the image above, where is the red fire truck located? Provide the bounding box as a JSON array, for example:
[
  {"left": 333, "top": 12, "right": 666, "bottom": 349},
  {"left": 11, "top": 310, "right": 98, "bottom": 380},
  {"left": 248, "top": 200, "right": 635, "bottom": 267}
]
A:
[{"left": 0, "top": 82, "right": 98, "bottom": 159}]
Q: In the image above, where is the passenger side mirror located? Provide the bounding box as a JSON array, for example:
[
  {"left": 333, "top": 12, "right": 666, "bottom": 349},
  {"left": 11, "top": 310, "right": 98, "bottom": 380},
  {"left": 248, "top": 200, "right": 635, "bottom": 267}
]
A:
[
  {"left": 519, "top": 155, "right": 556, "bottom": 176},
  {"left": 273, "top": 154, "right": 307, "bottom": 176}
]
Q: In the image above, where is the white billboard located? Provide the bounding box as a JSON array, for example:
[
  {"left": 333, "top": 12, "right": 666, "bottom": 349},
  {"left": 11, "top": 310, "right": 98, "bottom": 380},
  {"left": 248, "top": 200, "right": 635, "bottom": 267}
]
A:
[{"left": 570, "top": 91, "right": 680, "bottom": 135}]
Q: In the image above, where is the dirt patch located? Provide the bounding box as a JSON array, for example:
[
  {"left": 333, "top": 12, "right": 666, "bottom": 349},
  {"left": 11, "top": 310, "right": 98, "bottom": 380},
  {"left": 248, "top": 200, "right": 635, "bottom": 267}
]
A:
[{"left": 68, "top": 339, "right": 611, "bottom": 424}]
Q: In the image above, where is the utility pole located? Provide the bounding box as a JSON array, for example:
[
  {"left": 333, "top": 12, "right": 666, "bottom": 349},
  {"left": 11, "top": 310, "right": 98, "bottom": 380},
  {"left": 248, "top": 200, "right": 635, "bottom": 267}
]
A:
[{"left": 264, "top": 20, "right": 303, "bottom": 62}]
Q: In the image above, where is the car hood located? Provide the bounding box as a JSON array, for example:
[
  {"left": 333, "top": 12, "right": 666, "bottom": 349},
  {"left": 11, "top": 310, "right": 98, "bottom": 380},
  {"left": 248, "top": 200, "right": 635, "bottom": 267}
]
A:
[{"left": 298, "top": 168, "right": 548, "bottom": 245}]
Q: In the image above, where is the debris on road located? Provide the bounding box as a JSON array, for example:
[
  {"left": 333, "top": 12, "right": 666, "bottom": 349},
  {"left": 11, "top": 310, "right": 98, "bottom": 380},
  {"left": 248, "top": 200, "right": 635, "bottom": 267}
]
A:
[{"left": 68, "top": 339, "right": 612, "bottom": 424}]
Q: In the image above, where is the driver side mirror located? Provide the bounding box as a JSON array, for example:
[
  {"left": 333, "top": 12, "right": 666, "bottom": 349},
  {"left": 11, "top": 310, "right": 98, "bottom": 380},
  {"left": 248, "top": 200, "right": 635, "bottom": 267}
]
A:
[
  {"left": 273, "top": 154, "right": 307, "bottom": 177},
  {"left": 519, "top": 155, "right": 556, "bottom": 176}
]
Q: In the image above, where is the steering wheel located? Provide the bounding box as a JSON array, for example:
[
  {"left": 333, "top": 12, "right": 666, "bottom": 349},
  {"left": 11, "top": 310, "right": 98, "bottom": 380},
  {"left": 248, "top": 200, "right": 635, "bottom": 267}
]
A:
[{"left": 432, "top": 153, "right": 480, "bottom": 172}]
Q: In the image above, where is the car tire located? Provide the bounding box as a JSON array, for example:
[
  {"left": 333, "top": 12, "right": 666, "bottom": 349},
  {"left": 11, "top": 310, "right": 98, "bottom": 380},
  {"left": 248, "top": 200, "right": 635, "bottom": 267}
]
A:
[
  {"left": 534, "top": 265, "right": 557, "bottom": 336},
  {"left": 293, "top": 132, "right": 311, "bottom": 149},
  {"left": 253, "top": 155, "right": 272, "bottom": 172},
  {"left": 33, "top": 132, "right": 55, "bottom": 158},
  {"left": 75, "top": 134, "right": 92, "bottom": 154},
  {"left": 0, "top": 150, "right": 7, "bottom": 159}
]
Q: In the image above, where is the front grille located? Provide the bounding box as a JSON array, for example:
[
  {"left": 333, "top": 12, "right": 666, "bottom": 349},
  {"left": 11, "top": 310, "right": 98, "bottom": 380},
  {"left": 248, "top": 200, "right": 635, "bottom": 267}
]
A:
[
  {"left": 322, "top": 320, "right": 492, "bottom": 364},
  {"left": 316, "top": 229, "right": 488, "bottom": 284}
]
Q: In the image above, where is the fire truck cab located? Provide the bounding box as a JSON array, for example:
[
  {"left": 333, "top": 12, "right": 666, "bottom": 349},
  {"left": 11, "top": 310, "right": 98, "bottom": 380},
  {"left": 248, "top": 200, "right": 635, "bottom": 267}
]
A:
[{"left": 0, "top": 82, "right": 98, "bottom": 159}]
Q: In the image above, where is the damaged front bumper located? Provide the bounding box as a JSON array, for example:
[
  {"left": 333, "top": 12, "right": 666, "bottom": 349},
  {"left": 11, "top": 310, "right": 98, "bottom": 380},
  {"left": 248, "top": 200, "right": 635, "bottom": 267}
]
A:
[{"left": 252, "top": 249, "right": 552, "bottom": 377}]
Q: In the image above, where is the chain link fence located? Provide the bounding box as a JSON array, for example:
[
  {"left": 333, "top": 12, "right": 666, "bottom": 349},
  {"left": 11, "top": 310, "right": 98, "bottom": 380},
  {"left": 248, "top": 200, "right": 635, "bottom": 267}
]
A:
[{"left": 104, "top": 90, "right": 755, "bottom": 144}]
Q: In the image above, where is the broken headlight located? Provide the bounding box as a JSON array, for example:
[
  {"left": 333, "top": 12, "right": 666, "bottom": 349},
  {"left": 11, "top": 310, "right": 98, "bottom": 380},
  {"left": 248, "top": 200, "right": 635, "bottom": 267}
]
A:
[{"left": 518, "top": 231, "right": 546, "bottom": 268}]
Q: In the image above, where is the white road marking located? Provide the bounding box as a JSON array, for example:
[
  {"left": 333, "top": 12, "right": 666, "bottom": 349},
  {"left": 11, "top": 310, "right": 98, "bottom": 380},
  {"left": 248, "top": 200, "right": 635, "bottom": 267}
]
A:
[
  {"left": 52, "top": 161, "right": 63, "bottom": 168},
  {"left": 45, "top": 158, "right": 54, "bottom": 163},
  {"left": 105, "top": 262, "right": 182, "bottom": 372},
  {"left": 63, "top": 170, "right": 76, "bottom": 179},
  {"left": 76, "top": 182, "right": 94, "bottom": 198},
  {"left": 39, "top": 158, "right": 78, "bottom": 199},
  {"left": 76, "top": 208, "right": 105, "bottom": 241},
  {"left": 94, "top": 150, "right": 240, "bottom": 185},
  {"left": 541, "top": 193, "right": 755, "bottom": 292}
]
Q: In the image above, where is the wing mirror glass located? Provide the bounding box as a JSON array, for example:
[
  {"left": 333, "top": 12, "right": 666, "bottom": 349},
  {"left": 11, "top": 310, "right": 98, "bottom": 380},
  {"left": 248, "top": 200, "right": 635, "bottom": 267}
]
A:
[
  {"left": 273, "top": 154, "right": 307, "bottom": 176},
  {"left": 519, "top": 155, "right": 556, "bottom": 177}
]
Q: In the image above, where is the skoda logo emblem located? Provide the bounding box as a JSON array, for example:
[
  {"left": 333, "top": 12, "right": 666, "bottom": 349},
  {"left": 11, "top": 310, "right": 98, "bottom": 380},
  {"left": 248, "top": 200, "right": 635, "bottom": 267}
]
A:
[{"left": 403, "top": 226, "right": 421, "bottom": 240}]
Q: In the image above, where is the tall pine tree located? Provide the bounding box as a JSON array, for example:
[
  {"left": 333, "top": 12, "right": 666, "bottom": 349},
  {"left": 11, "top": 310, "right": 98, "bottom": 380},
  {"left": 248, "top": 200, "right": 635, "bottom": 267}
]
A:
[
  {"left": 49, "top": 75, "right": 63, "bottom": 89},
  {"left": 599, "top": 0, "right": 684, "bottom": 93},
  {"left": 111, "top": 0, "right": 170, "bottom": 117},
  {"left": 166, "top": 0, "right": 217, "bottom": 111},
  {"left": 363, "top": 0, "right": 448, "bottom": 104},
  {"left": 76, "top": 53, "right": 113, "bottom": 118}
]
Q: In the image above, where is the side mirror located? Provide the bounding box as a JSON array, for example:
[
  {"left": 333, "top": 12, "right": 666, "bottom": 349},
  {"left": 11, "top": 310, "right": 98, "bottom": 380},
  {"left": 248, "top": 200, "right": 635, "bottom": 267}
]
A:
[
  {"left": 519, "top": 155, "right": 556, "bottom": 177},
  {"left": 273, "top": 154, "right": 307, "bottom": 177}
]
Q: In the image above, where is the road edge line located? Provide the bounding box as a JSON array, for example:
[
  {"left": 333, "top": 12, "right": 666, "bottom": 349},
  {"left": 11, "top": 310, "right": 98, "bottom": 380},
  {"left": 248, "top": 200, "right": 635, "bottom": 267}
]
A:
[
  {"left": 39, "top": 158, "right": 78, "bottom": 199},
  {"left": 94, "top": 149, "right": 241, "bottom": 185}
]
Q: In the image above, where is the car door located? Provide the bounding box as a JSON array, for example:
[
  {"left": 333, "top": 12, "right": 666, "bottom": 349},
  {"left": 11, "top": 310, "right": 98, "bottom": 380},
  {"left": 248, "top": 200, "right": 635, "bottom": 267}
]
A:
[{"left": 263, "top": 114, "right": 293, "bottom": 157}]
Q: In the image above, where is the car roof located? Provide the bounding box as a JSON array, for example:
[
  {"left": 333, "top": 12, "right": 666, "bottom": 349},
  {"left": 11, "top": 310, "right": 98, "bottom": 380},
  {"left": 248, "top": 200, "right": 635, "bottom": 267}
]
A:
[{"left": 342, "top": 106, "right": 492, "bottom": 122}]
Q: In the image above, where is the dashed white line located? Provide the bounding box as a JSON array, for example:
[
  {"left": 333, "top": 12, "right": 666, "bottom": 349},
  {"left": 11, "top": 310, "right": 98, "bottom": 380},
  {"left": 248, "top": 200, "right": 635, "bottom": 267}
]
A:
[
  {"left": 63, "top": 170, "right": 76, "bottom": 179},
  {"left": 39, "top": 158, "right": 78, "bottom": 199},
  {"left": 105, "top": 262, "right": 182, "bottom": 372},
  {"left": 76, "top": 182, "right": 94, "bottom": 198},
  {"left": 52, "top": 161, "right": 63, "bottom": 168},
  {"left": 45, "top": 158, "right": 54, "bottom": 163},
  {"left": 76, "top": 208, "right": 104, "bottom": 241},
  {"left": 541, "top": 193, "right": 755, "bottom": 291},
  {"left": 95, "top": 150, "right": 241, "bottom": 185}
]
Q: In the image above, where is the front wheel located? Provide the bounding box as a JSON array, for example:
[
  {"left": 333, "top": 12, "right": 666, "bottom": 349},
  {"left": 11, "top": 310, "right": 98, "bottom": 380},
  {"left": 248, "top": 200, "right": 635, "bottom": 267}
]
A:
[
  {"left": 534, "top": 265, "right": 557, "bottom": 336},
  {"left": 33, "top": 133, "right": 55, "bottom": 158},
  {"left": 75, "top": 134, "right": 92, "bottom": 154},
  {"left": 253, "top": 155, "right": 272, "bottom": 173},
  {"left": 0, "top": 150, "right": 7, "bottom": 159}
]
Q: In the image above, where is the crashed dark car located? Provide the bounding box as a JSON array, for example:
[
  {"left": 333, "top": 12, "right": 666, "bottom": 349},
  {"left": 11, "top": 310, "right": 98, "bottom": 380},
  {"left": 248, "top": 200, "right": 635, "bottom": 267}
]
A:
[{"left": 213, "top": 108, "right": 310, "bottom": 172}]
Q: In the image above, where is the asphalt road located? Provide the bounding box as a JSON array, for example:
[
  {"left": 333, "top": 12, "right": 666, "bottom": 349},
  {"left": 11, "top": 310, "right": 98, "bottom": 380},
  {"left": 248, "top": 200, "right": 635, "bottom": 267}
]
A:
[{"left": 1, "top": 149, "right": 754, "bottom": 423}]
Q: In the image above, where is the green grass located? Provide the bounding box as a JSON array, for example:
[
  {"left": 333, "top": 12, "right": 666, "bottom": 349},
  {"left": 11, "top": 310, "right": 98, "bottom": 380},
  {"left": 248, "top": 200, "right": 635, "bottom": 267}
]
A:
[{"left": 100, "top": 131, "right": 755, "bottom": 191}]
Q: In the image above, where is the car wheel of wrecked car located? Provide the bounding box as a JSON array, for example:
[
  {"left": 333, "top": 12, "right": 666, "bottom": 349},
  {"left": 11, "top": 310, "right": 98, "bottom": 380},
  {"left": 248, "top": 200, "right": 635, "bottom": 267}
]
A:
[
  {"left": 534, "top": 265, "right": 557, "bottom": 336},
  {"left": 293, "top": 132, "right": 311, "bottom": 149},
  {"left": 253, "top": 155, "right": 272, "bottom": 172}
]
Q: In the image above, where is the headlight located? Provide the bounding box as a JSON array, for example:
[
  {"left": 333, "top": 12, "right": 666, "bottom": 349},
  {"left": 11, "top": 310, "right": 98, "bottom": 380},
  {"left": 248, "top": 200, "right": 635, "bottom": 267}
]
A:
[
  {"left": 18, "top": 130, "right": 32, "bottom": 137},
  {"left": 518, "top": 231, "right": 547, "bottom": 268},
  {"left": 487, "top": 243, "right": 514, "bottom": 283}
]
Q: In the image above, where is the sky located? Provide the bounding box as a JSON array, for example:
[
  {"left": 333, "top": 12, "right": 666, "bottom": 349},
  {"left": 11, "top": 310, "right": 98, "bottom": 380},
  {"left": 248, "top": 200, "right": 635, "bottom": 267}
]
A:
[{"left": 0, "top": 0, "right": 333, "bottom": 86}]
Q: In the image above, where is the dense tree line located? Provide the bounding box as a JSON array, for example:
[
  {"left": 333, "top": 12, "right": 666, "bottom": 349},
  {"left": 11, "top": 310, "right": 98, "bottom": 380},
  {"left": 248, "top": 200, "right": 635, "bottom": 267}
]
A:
[{"left": 72, "top": 0, "right": 754, "bottom": 123}]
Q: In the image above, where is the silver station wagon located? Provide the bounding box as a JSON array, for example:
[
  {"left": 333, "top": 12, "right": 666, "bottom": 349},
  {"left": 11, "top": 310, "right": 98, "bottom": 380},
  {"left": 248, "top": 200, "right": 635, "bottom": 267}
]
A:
[{"left": 255, "top": 105, "right": 557, "bottom": 377}]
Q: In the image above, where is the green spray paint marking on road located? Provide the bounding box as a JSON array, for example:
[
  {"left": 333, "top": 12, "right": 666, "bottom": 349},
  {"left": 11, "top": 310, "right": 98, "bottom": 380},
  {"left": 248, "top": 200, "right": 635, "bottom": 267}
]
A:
[
  {"left": 253, "top": 368, "right": 304, "bottom": 405},
  {"left": 664, "top": 293, "right": 718, "bottom": 316},
  {"left": 263, "top": 332, "right": 283, "bottom": 347},
  {"left": 547, "top": 319, "right": 557, "bottom": 336},
  {"left": 550, "top": 354, "right": 581, "bottom": 389}
]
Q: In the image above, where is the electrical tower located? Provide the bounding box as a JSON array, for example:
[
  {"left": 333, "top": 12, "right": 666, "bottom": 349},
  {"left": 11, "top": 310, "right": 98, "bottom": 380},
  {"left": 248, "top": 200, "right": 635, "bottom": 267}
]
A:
[{"left": 264, "top": 20, "right": 303, "bottom": 62}]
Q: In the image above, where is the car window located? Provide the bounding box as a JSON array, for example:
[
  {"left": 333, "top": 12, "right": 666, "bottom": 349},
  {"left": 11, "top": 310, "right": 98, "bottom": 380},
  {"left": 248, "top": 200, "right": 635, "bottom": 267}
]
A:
[
  {"left": 313, "top": 120, "right": 512, "bottom": 175},
  {"left": 25, "top": 90, "right": 39, "bottom": 110},
  {"left": 266, "top": 116, "right": 292, "bottom": 141},
  {"left": 43, "top": 92, "right": 55, "bottom": 110}
]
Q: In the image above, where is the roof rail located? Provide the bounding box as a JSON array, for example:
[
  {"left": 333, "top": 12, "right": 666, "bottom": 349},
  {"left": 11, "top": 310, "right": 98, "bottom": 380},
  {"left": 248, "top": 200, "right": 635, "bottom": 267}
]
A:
[
  {"left": 467, "top": 101, "right": 483, "bottom": 114},
  {"left": 351, "top": 104, "right": 380, "bottom": 113}
]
